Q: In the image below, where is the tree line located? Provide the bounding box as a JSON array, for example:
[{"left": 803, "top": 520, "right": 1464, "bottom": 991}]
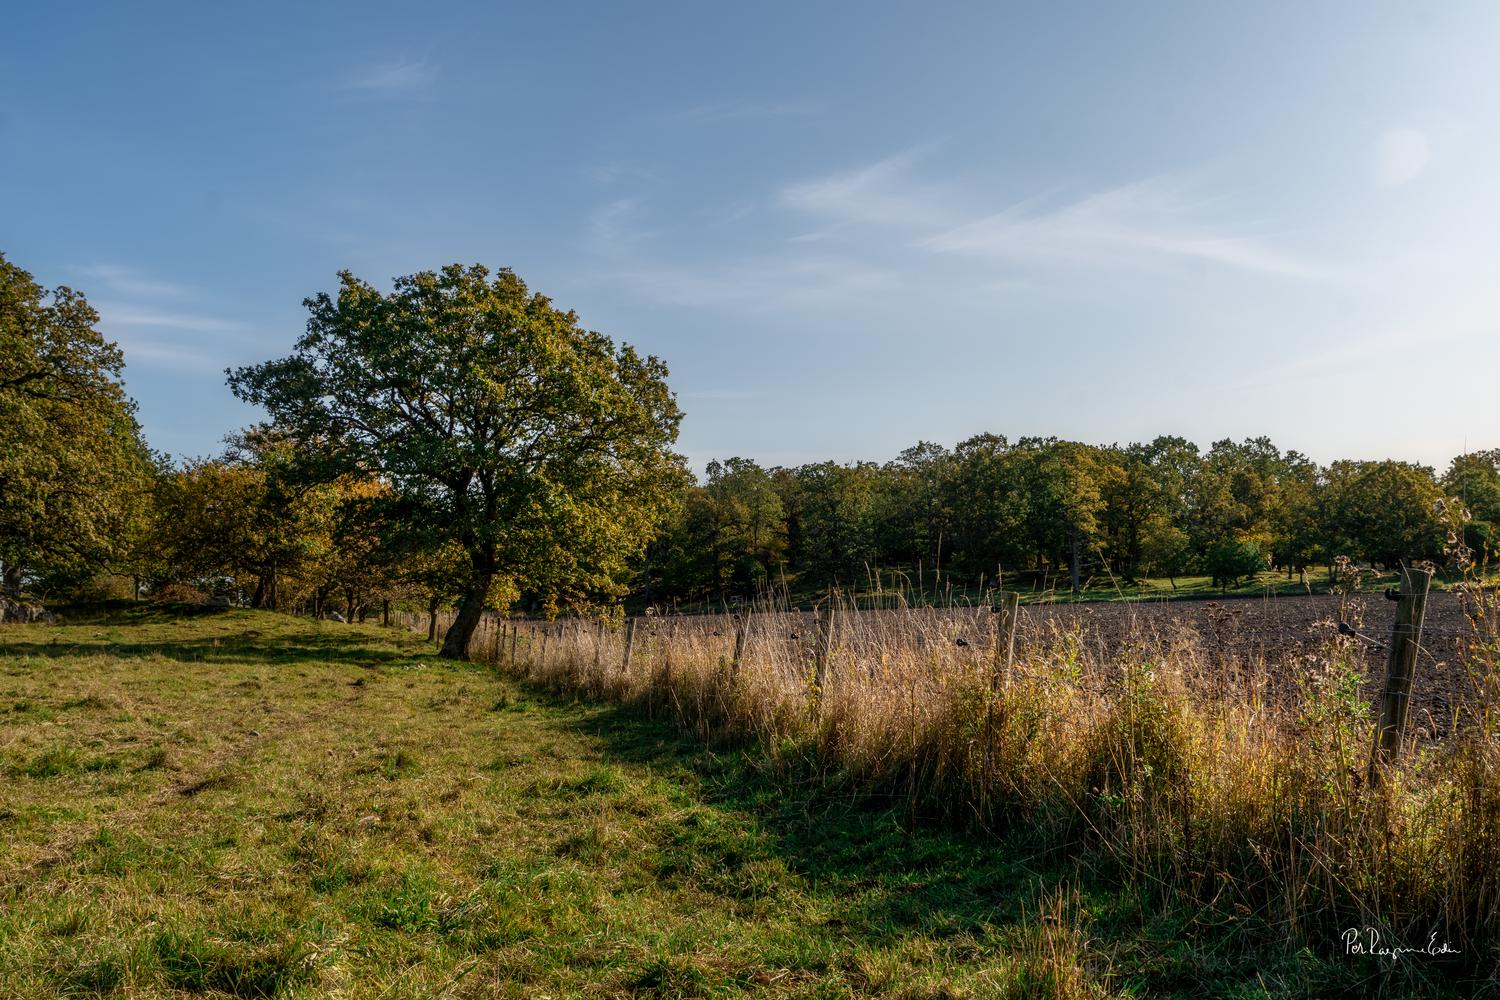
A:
[
  {"left": 648, "top": 438, "right": 1491, "bottom": 606},
  {"left": 3, "top": 249, "right": 1493, "bottom": 648}
]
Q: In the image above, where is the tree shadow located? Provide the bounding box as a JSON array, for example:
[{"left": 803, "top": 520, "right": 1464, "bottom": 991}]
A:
[
  {"left": 0, "top": 606, "right": 432, "bottom": 669},
  {"left": 530, "top": 689, "right": 1115, "bottom": 968}
]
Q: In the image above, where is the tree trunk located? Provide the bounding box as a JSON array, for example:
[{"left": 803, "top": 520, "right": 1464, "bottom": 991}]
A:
[
  {"left": 427, "top": 595, "right": 440, "bottom": 641},
  {"left": 268, "top": 564, "right": 278, "bottom": 611},
  {"left": 133, "top": 576, "right": 142, "bottom": 601},
  {"left": 344, "top": 587, "right": 354, "bottom": 624},
  {"left": 640, "top": 547, "right": 654, "bottom": 611},
  {"left": 1069, "top": 530, "right": 1081, "bottom": 595},
  {"left": 250, "top": 573, "right": 269, "bottom": 609},
  {"left": 382, "top": 600, "right": 390, "bottom": 627},
  {"left": 2, "top": 562, "right": 22, "bottom": 596},
  {"left": 440, "top": 573, "right": 492, "bottom": 660}
]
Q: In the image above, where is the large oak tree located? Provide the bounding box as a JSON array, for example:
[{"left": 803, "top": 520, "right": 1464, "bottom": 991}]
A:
[{"left": 229, "top": 264, "right": 685, "bottom": 658}]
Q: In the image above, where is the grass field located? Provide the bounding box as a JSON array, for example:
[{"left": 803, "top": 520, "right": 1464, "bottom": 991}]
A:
[{"left": 0, "top": 607, "right": 1479, "bottom": 998}]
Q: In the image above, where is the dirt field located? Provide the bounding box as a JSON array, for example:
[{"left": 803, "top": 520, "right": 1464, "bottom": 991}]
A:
[
  {"left": 1017, "top": 592, "right": 1477, "bottom": 733},
  {"left": 631, "top": 591, "right": 1482, "bottom": 738}
]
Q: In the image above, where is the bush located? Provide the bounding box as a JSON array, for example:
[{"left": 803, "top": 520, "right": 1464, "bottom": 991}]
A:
[
  {"left": 1204, "top": 539, "right": 1266, "bottom": 590},
  {"left": 151, "top": 582, "right": 208, "bottom": 604}
]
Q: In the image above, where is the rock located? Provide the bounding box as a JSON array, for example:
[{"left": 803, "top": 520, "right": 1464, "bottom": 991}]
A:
[
  {"left": 0, "top": 596, "right": 54, "bottom": 624},
  {"left": 204, "top": 595, "right": 234, "bottom": 609},
  {"left": 324, "top": 612, "right": 346, "bottom": 623}
]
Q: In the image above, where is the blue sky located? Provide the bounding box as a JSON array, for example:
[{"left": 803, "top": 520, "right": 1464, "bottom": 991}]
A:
[{"left": 4, "top": 2, "right": 1498, "bottom": 472}]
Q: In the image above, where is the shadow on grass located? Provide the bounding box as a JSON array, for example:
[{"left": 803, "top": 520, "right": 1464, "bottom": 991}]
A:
[{"left": 0, "top": 603, "right": 432, "bottom": 669}]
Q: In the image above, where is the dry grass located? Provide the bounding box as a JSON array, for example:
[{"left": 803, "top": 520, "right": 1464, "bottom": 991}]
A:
[{"left": 499, "top": 588, "right": 1500, "bottom": 995}]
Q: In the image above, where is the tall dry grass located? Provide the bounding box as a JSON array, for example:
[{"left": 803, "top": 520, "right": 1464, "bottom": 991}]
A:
[{"left": 463, "top": 587, "right": 1500, "bottom": 973}]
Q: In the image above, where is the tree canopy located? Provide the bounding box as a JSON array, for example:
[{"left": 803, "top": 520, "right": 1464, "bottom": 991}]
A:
[
  {"left": 0, "top": 252, "right": 152, "bottom": 593},
  {"left": 229, "top": 264, "right": 686, "bottom": 656}
]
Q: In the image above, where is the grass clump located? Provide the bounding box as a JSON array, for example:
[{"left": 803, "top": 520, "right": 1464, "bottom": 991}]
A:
[
  {"left": 6, "top": 746, "right": 122, "bottom": 779},
  {"left": 147, "top": 926, "right": 317, "bottom": 997}
]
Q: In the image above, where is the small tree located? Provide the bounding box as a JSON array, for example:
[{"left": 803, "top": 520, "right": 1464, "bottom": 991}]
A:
[
  {"left": 1205, "top": 539, "right": 1266, "bottom": 591},
  {"left": 230, "top": 264, "right": 686, "bottom": 658},
  {"left": 1137, "top": 513, "right": 1191, "bottom": 589}
]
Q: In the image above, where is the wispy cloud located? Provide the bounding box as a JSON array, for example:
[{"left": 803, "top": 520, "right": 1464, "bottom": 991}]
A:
[
  {"left": 79, "top": 264, "right": 247, "bottom": 374},
  {"left": 778, "top": 146, "right": 951, "bottom": 230},
  {"left": 780, "top": 151, "right": 1331, "bottom": 279},
  {"left": 344, "top": 57, "right": 437, "bottom": 94},
  {"left": 76, "top": 264, "right": 189, "bottom": 299},
  {"left": 589, "top": 197, "right": 655, "bottom": 253},
  {"left": 585, "top": 195, "right": 900, "bottom": 310},
  {"left": 923, "top": 176, "right": 1334, "bottom": 279},
  {"left": 584, "top": 147, "right": 1336, "bottom": 321},
  {"left": 612, "top": 254, "right": 899, "bottom": 311},
  {"left": 668, "top": 100, "right": 821, "bottom": 124},
  {"left": 94, "top": 302, "right": 242, "bottom": 335},
  {"left": 106, "top": 334, "right": 226, "bottom": 373}
]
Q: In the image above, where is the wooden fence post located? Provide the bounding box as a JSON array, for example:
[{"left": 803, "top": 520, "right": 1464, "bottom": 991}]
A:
[
  {"left": 509, "top": 624, "right": 518, "bottom": 665},
  {"left": 1368, "top": 564, "right": 1433, "bottom": 786},
  {"left": 814, "top": 597, "right": 834, "bottom": 696},
  {"left": 993, "top": 591, "right": 1021, "bottom": 694},
  {"left": 732, "top": 612, "right": 751, "bottom": 677},
  {"left": 982, "top": 591, "right": 1022, "bottom": 792},
  {"left": 622, "top": 618, "right": 637, "bottom": 673}
]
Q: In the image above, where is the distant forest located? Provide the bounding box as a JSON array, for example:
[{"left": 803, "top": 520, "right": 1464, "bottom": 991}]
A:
[{"left": 643, "top": 438, "right": 1493, "bottom": 606}]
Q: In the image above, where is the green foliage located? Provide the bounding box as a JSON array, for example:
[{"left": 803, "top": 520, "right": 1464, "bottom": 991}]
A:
[
  {"left": 1136, "top": 513, "right": 1191, "bottom": 584},
  {"left": 0, "top": 251, "right": 153, "bottom": 593},
  {"left": 653, "top": 457, "right": 787, "bottom": 602},
  {"left": 778, "top": 460, "right": 881, "bottom": 587},
  {"left": 230, "top": 264, "right": 687, "bottom": 650},
  {"left": 1443, "top": 450, "right": 1500, "bottom": 559},
  {"left": 1204, "top": 538, "right": 1267, "bottom": 589},
  {"left": 645, "top": 431, "right": 1462, "bottom": 609},
  {"left": 1321, "top": 459, "right": 1444, "bottom": 568}
]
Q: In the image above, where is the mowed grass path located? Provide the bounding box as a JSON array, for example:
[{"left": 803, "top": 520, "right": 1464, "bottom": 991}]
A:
[{"left": 0, "top": 607, "right": 1145, "bottom": 1000}]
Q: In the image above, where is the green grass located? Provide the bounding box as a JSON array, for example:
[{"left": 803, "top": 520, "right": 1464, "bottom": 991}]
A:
[{"left": 0, "top": 606, "right": 1459, "bottom": 997}]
